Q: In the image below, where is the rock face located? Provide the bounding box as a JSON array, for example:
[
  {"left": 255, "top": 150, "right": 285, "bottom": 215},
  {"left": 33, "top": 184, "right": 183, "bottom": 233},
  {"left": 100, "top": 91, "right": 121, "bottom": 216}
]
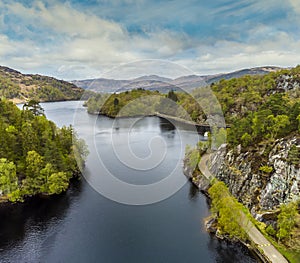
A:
[
  {"left": 275, "top": 74, "right": 300, "bottom": 93},
  {"left": 183, "top": 157, "right": 210, "bottom": 192},
  {"left": 210, "top": 136, "right": 300, "bottom": 220}
]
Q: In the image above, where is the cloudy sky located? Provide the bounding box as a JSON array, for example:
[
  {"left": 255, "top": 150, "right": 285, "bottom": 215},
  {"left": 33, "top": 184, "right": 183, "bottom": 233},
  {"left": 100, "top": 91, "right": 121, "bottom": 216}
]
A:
[{"left": 0, "top": 0, "right": 300, "bottom": 80}]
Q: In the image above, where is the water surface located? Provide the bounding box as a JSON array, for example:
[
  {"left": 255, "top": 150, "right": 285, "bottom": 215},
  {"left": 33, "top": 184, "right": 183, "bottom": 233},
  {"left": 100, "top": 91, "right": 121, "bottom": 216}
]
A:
[{"left": 0, "top": 101, "right": 258, "bottom": 262}]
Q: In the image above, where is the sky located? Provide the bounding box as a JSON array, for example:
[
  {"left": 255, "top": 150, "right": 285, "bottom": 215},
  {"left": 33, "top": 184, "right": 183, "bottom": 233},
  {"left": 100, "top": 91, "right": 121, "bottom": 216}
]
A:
[{"left": 0, "top": 0, "right": 300, "bottom": 80}]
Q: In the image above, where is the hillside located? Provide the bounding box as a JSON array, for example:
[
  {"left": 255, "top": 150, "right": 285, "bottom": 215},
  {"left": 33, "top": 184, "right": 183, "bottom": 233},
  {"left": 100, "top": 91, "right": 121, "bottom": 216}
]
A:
[
  {"left": 72, "top": 66, "right": 281, "bottom": 93},
  {"left": 0, "top": 66, "right": 85, "bottom": 103},
  {"left": 184, "top": 65, "right": 300, "bottom": 262}
]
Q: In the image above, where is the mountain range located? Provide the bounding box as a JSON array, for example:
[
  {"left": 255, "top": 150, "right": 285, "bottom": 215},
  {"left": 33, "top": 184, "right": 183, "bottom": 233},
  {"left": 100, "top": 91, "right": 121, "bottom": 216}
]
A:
[
  {"left": 71, "top": 66, "right": 281, "bottom": 93},
  {"left": 0, "top": 65, "right": 282, "bottom": 103}
]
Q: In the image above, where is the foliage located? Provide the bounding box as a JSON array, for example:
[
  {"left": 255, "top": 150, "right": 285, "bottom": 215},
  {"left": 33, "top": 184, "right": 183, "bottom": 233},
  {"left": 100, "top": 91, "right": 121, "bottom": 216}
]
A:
[
  {"left": 23, "top": 100, "right": 45, "bottom": 116},
  {"left": 86, "top": 89, "right": 163, "bottom": 117},
  {"left": 287, "top": 145, "right": 300, "bottom": 166},
  {"left": 259, "top": 165, "right": 273, "bottom": 174},
  {"left": 167, "top": 90, "right": 178, "bottom": 102},
  {"left": 276, "top": 202, "right": 298, "bottom": 243},
  {"left": 208, "top": 181, "right": 247, "bottom": 241},
  {"left": 185, "top": 145, "right": 200, "bottom": 169},
  {"left": 266, "top": 224, "right": 276, "bottom": 237},
  {"left": 0, "top": 98, "right": 88, "bottom": 202},
  {"left": 0, "top": 158, "right": 18, "bottom": 196},
  {"left": 212, "top": 127, "right": 227, "bottom": 149}
]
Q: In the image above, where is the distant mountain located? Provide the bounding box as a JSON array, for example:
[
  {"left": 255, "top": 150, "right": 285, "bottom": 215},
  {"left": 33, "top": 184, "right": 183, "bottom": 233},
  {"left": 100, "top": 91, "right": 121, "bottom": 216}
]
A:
[
  {"left": 72, "top": 66, "right": 282, "bottom": 93},
  {"left": 71, "top": 75, "right": 175, "bottom": 93},
  {"left": 0, "top": 66, "right": 85, "bottom": 103},
  {"left": 132, "top": 75, "right": 172, "bottom": 82},
  {"left": 203, "top": 66, "right": 282, "bottom": 84}
]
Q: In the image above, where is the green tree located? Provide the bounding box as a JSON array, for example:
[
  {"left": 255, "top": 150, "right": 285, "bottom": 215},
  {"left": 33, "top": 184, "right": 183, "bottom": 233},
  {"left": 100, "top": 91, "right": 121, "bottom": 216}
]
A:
[
  {"left": 241, "top": 132, "right": 252, "bottom": 147},
  {"left": 267, "top": 114, "right": 290, "bottom": 139},
  {"left": 213, "top": 128, "right": 227, "bottom": 149},
  {"left": 208, "top": 181, "right": 247, "bottom": 240},
  {"left": 39, "top": 163, "right": 56, "bottom": 193},
  {"left": 0, "top": 158, "right": 17, "bottom": 196},
  {"left": 23, "top": 100, "right": 45, "bottom": 116},
  {"left": 251, "top": 109, "right": 272, "bottom": 140},
  {"left": 47, "top": 172, "right": 70, "bottom": 194},
  {"left": 23, "top": 150, "right": 45, "bottom": 195},
  {"left": 276, "top": 202, "right": 297, "bottom": 243},
  {"left": 167, "top": 90, "right": 178, "bottom": 102},
  {"left": 25, "top": 150, "right": 44, "bottom": 178}
]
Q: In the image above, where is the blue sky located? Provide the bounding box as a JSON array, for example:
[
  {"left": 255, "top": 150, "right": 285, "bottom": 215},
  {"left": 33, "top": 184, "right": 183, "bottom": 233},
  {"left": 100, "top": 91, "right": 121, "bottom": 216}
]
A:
[{"left": 0, "top": 0, "right": 300, "bottom": 79}]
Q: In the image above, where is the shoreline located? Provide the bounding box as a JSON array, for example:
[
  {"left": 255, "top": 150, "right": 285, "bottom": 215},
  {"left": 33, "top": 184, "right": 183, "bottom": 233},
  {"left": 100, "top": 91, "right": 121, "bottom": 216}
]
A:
[
  {"left": 87, "top": 110, "right": 222, "bottom": 135},
  {"left": 12, "top": 98, "right": 86, "bottom": 105}
]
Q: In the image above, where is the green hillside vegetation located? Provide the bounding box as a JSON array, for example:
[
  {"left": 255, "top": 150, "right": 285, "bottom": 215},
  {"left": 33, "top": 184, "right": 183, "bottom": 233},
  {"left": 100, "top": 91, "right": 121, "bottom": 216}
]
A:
[
  {"left": 86, "top": 89, "right": 163, "bottom": 116},
  {"left": 86, "top": 88, "right": 201, "bottom": 119},
  {"left": 186, "top": 66, "right": 300, "bottom": 260},
  {"left": 208, "top": 181, "right": 247, "bottom": 241},
  {"left": 0, "top": 99, "right": 88, "bottom": 202},
  {"left": 209, "top": 66, "right": 300, "bottom": 148},
  {"left": 0, "top": 66, "right": 86, "bottom": 102},
  {"left": 86, "top": 67, "right": 299, "bottom": 148}
]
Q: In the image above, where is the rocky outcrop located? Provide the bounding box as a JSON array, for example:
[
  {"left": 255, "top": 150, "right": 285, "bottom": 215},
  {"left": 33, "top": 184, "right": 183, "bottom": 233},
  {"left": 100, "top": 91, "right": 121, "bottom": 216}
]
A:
[
  {"left": 210, "top": 136, "right": 300, "bottom": 221},
  {"left": 183, "top": 156, "right": 210, "bottom": 192},
  {"left": 275, "top": 74, "right": 300, "bottom": 93}
]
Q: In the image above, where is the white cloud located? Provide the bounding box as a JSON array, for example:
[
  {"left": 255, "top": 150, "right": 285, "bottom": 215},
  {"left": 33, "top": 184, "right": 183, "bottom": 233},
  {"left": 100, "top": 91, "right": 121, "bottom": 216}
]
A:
[
  {"left": 179, "top": 31, "right": 300, "bottom": 75},
  {"left": 1, "top": 1, "right": 190, "bottom": 79},
  {"left": 0, "top": 1, "right": 299, "bottom": 79},
  {"left": 289, "top": 0, "right": 300, "bottom": 14},
  {"left": 6, "top": 1, "right": 125, "bottom": 38}
]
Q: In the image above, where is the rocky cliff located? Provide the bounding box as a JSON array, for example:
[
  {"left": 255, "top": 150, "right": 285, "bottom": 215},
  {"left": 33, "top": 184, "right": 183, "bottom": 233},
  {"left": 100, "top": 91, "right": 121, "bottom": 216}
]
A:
[{"left": 210, "top": 136, "right": 300, "bottom": 221}]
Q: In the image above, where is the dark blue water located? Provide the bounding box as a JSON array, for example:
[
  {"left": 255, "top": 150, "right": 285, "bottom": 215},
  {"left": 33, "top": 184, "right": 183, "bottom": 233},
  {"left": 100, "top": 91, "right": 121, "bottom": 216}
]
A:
[{"left": 0, "top": 101, "right": 258, "bottom": 262}]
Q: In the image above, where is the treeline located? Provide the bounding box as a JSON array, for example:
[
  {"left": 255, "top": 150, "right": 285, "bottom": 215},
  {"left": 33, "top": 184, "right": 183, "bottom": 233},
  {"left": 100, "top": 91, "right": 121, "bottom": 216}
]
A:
[
  {"left": 0, "top": 99, "right": 88, "bottom": 202},
  {"left": 86, "top": 89, "right": 173, "bottom": 117},
  {"left": 85, "top": 88, "right": 201, "bottom": 120}
]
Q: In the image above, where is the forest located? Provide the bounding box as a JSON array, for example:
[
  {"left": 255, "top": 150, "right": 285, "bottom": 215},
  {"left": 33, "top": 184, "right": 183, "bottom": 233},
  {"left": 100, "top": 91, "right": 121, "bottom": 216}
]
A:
[{"left": 0, "top": 99, "right": 88, "bottom": 202}]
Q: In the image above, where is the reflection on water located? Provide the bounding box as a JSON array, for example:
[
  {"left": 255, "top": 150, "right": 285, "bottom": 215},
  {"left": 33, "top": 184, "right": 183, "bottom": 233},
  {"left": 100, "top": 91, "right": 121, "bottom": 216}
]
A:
[
  {"left": 188, "top": 183, "right": 200, "bottom": 201},
  {"left": 159, "top": 117, "right": 176, "bottom": 132},
  {"left": 208, "top": 238, "right": 258, "bottom": 263},
  {"left": 0, "top": 180, "right": 82, "bottom": 258}
]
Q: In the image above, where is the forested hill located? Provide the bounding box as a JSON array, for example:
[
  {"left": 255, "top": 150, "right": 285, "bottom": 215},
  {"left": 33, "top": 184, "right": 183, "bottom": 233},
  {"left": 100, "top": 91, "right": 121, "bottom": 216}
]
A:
[
  {"left": 0, "top": 99, "right": 88, "bottom": 202},
  {"left": 0, "top": 66, "right": 85, "bottom": 103}
]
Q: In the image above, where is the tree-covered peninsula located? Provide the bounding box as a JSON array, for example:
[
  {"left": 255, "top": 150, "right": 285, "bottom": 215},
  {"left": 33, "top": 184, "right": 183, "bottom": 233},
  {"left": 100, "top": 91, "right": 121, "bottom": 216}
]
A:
[{"left": 0, "top": 99, "right": 88, "bottom": 203}]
